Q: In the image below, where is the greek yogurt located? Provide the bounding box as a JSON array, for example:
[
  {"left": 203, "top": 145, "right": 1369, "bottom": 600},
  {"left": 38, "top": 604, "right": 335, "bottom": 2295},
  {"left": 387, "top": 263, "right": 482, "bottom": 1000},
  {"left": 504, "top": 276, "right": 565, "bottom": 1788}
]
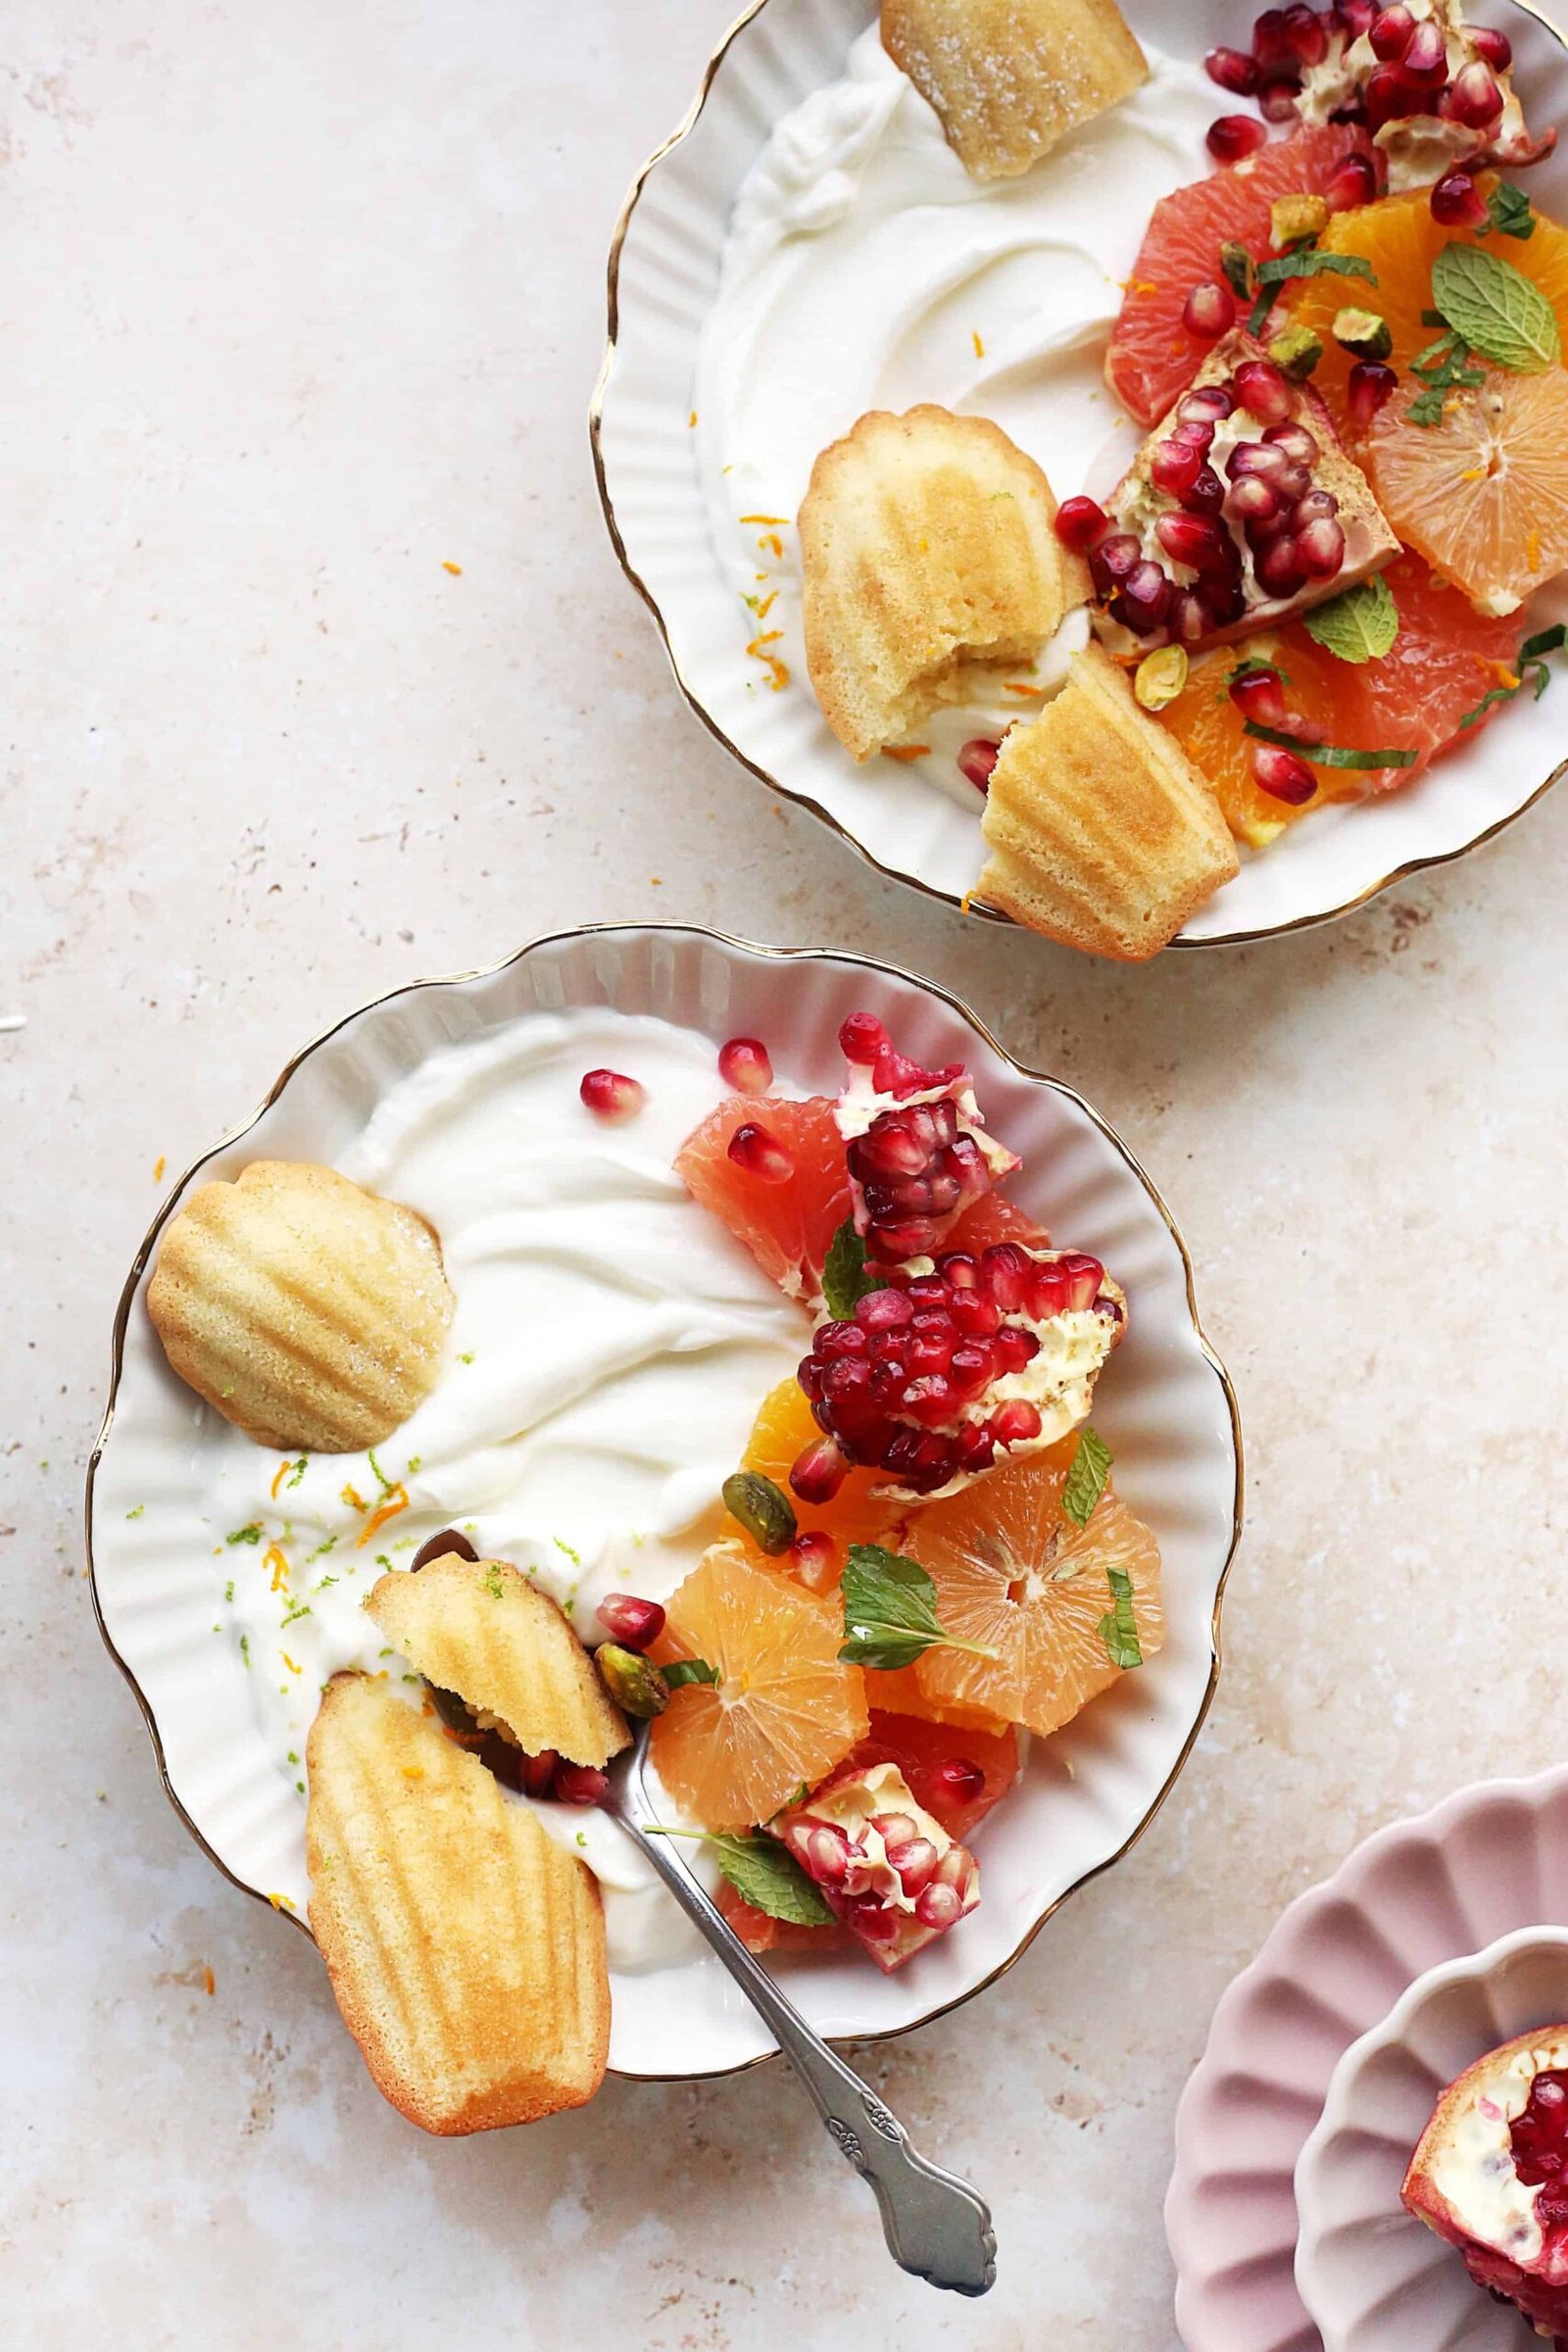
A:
[
  {"left": 193, "top": 1008, "right": 808, "bottom": 1970},
  {"left": 695, "top": 25, "right": 1215, "bottom": 801}
]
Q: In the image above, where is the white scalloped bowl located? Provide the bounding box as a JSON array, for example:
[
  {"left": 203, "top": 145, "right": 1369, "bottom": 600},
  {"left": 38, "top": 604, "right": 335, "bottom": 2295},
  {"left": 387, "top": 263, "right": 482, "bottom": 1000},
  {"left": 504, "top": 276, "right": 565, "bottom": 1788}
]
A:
[
  {"left": 88, "top": 925, "right": 1240, "bottom": 2081},
  {"left": 1296, "top": 1925, "right": 1568, "bottom": 2351},
  {"left": 593, "top": 0, "right": 1568, "bottom": 949}
]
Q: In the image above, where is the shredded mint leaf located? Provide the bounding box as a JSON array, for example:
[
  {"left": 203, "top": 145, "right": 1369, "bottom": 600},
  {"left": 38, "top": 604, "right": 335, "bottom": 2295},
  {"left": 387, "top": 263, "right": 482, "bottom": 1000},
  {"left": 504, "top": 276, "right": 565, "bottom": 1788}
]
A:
[
  {"left": 1485, "top": 183, "right": 1536, "bottom": 242},
  {"left": 1457, "top": 624, "right": 1568, "bottom": 728},
  {"left": 1521, "top": 624, "right": 1568, "bottom": 664},
  {"left": 664, "top": 1657, "right": 720, "bottom": 1689},
  {"left": 1062, "top": 1428, "right": 1113, "bottom": 1529},
  {"left": 1303, "top": 574, "right": 1399, "bottom": 663},
  {"left": 1099, "top": 1567, "right": 1144, "bottom": 1671},
  {"left": 822, "top": 1218, "right": 877, "bottom": 1320},
  {"left": 1243, "top": 720, "right": 1417, "bottom": 770},
  {"left": 838, "top": 1543, "right": 996, "bottom": 1672},
  {"left": 1431, "top": 241, "right": 1560, "bottom": 371},
  {"left": 1406, "top": 322, "right": 1487, "bottom": 426},
  {"left": 1249, "top": 247, "right": 1375, "bottom": 334},
  {"left": 709, "top": 1832, "right": 834, "bottom": 1927}
]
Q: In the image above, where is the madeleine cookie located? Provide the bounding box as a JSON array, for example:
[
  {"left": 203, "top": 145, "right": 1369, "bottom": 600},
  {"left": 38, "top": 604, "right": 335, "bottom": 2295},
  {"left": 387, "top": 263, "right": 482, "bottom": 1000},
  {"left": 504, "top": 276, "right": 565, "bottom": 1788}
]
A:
[
  {"left": 368, "top": 1552, "right": 629, "bottom": 1769},
  {"left": 801, "top": 406, "right": 1087, "bottom": 760},
  {"left": 306, "top": 1674, "right": 610, "bottom": 2133},
  {"left": 147, "top": 1160, "right": 454, "bottom": 1451},
  {"left": 975, "top": 642, "right": 1238, "bottom": 959},
  {"left": 882, "top": 0, "right": 1147, "bottom": 181}
]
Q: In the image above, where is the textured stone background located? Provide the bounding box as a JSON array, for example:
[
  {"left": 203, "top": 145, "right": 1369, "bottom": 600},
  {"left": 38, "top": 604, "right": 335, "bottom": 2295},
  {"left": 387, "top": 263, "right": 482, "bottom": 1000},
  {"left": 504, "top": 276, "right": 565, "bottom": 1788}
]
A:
[{"left": 4, "top": 1, "right": 1566, "bottom": 2343}]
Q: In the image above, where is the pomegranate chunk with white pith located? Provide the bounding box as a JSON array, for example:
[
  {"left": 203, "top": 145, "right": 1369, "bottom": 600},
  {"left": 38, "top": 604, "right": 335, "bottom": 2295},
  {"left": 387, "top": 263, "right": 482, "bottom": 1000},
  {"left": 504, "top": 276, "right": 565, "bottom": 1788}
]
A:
[
  {"left": 1083, "top": 330, "right": 1398, "bottom": 656},
  {"left": 1403, "top": 2025, "right": 1568, "bottom": 2339},
  {"left": 835, "top": 1013, "right": 1019, "bottom": 1266},
  {"left": 794, "top": 1240, "right": 1125, "bottom": 1500},
  {"left": 772, "top": 1762, "right": 980, "bottom": 1972}
]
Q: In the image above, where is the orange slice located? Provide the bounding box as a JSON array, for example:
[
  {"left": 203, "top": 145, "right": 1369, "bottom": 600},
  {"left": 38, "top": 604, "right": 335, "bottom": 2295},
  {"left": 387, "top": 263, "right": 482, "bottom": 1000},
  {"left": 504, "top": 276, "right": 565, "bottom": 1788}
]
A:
[
  {"left": 901, "top": 1444, "right": 1162, "bottom": 1740},
  {"left": 1364, "top": 368, "right": 1568, "bottom": 616},
  {"left": 738, "top": 1379, "right": 899, "bottom": 1590},
  {"left": 649, "top": 1544, "right": 868, "bottom": 1831}
]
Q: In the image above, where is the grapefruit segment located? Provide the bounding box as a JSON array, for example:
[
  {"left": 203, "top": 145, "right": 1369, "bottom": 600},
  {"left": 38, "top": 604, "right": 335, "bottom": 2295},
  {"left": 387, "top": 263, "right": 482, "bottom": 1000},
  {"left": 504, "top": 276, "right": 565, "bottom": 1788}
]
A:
[
  {"left": 675, "top": 1094, "right": 850, "bottom": 1304},
  {"left": 1107, "top": 123, "right": 1375, "bottom": 426}
]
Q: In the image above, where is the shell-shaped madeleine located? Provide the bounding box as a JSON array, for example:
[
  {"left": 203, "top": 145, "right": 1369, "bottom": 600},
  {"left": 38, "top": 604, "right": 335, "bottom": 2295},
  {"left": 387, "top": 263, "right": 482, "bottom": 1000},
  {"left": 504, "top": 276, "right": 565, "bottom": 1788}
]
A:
[
  {"left": 367, "top": 1553, "right": 629, "bottom": 1768},
  {"left": 800, "top": 405, "right": 1089, "bottom": 760},
  {"left": 146, "top": 1158, "right": 455, "bottom": 1451},
  {"left": 976, "top": 642, "right": 1239, "bottom": 960},
  {"left": 882, "top": 0, "right": 1147, "bottom": 182},
  {"left": 306, "top": 1674, "right": 609, "bottom": 2133}
]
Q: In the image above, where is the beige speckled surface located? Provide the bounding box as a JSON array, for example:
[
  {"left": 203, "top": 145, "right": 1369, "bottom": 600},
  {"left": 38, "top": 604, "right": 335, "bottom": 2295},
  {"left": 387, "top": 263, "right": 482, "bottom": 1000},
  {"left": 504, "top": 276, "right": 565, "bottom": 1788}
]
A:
[{"left": 5, "top": 1, "right": 1568, "bottom": 2343}]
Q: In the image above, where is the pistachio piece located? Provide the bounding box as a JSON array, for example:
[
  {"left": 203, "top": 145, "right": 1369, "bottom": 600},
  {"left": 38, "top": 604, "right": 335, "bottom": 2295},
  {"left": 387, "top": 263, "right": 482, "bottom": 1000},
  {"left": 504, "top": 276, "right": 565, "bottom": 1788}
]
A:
[
  {"left": 595, "top": 1643, "right": 670, "bottom": 1720},
  {"left": 721, "top": 1468, "right": 798, "bottom": 1556},
  {"left": 1267, "top": 324, "right": 1324, "bottom": 382},
  {"left": 1134, "top": 646, "right": 1189, "bottom": 711},
  {"left": 1332, "top": 307, "right": 1394, "bottom": 363},
  {"left": 1270, "top": 193, "right": 1329, "bottom": 249}
]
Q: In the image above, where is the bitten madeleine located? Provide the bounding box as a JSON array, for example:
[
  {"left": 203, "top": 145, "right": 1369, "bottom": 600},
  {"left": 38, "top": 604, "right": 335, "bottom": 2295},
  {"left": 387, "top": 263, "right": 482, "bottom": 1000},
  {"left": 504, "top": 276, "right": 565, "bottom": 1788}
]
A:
[
  {"left": 882, "top": 0, "right": 1147, "bottom": 181},
  {"left": 147, "top": 1159, "right": 454, "bottom": 1451},
  {"left": 975, "top": 642, "right": 1238, "bottom": 959},
  {"left": 368, "top": 1552, "right": 629, "bottom": 1769},
  {"left": 800, "top": 405, "right": 1088, "bottom": 761},
  {"left": 307, "top": 1674, "right": 609, "bottom": 2132}
]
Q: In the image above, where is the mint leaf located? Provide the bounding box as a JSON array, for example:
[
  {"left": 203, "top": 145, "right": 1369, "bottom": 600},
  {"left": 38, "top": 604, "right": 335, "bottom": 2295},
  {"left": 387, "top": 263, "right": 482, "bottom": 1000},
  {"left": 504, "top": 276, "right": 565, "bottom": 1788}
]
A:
[
  {"left": 1485, "top": 183, "right": 1535, "bottom": 241},
  {"left": 1099, "top": 1567, "right": 1144, "bottom": 1670},
  {"left": 1062, "top": 1427, "right": 1113, "bottom": 1529},
  {"left": 664, "top": 1657, "right": 720, "bottom": 1689},
  {"left": 1243, "top": 720, "right": 1417, "bottom": 770},
  {"left": 822, "top": 1218, "right": 877, "bottom": 1319},
  {"left": 839, "top": 1543, "right": 996, "bottom": 1672},
  {"left": 709, "top": 1832, "right": 834, "bottom": 1927},
  {"left": 1303, "top": 574, "right": 1399, "bottom": 663},
  {"left": 1432, "top": 241, "right": 1560, "bottom": 371}
]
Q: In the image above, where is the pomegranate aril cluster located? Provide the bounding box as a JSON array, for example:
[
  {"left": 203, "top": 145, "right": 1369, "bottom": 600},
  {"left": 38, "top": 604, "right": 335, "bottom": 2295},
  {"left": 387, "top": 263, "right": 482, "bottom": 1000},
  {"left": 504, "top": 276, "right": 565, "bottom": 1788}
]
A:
[
  {"left": 1203, "top": 5, "right": 1519, "bottom": 156},
  {"left": 1511, "top": 2070, "right": 1568, "bottom": 2232},
  {"left": 781, "top": 1805, "right": 980, "bottom": 1957},
  {"left": 795, "top": 1244, "right": 1110, "bottom": 1497},
  {"left": 839, "top": 1013, "right": 996, "bottom": 1264}
]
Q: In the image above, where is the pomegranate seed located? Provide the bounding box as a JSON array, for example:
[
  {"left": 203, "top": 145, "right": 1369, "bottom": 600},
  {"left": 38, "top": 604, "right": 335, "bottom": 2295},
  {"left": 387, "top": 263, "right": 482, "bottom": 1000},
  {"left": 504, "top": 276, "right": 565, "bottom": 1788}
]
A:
[
  {"left": 788, "top": 1530, "right": 837, "bottom": 1592},
  {"left": 1089, "top": 532, "right": 1141, "bottom": 596},
  {"left": 1255, "top": 535, "right": 1307, "bottom": 597},
  {"left": 1257, "top": 76, "right": 1304, "bottom": 120},
  {"left": 1183, "top": 279, "right": 1237, "bottom": 340},
  {"left": 1115, "top": 561, "right": 1173, "bottom": 631},
  {"left": 1054, "top": 493, "right": 1107, "bottom": 551},
  {"left": 800, "top": 1822, "right": 854, "bottom": 1884},
  {"left": 1401, "top": 19, "right": 1448, "bottom": 83},
  {"left": 1293, "top": 487, "right": 1340, "bottom": 527},
  {"left": 1253, "top": 8, "right": 1297, "bottom": 70},
  {"left": 1341, "top": 0, "right": 1377, "bottom": 32},
  {"left": 580, "top": 1068, "right": 645, "bottom": 1120},
  {"left": 914, "top": 1882, "right": 965, "bottom": 1932},
  {"left": 1264, "top": 420, "right": 1321, "bottom": 464},
  {"left": 1365, "top": 61, "right": 1418, "bottom": 127},
  {"left": 520, "top": 1747, "right": 560, "bottom": 1798},
  {"left": 1159, "top": 511, "right": 1231, "bottom": 569},
  {"left": 1207, "top": 113, "right": 1269, "bottom": 163},
  {"left": 1325, "top": 152, "right": 1379, "bottom": 212},
  {"left": 1283, "top": 2, "right": 1328, "bottom": 63},
  {"left": 727, "top": 1121, "right": 794, "bottom": 1183},
  {"left": 1348, "top": 359, "right": 1398, "bottom": 428},
  {"left": 1466, "top": 24, "right": 1512, "bottom": 72},
  {"left": 857, "top": 1287, "right": 914, "bottom": 1334},
  {"left": 992, "top": 1398, "right": 1044, "bottom": 1448},
  {"left": 1180, "top": 386, "right": 1236, "bottom": 423},
  {"left": 1171, "top": 418, "right": 1217, "bottom": 454},
  {"left": 1253, "top": 742, "right": 1318, "bottom": 803},
  {"left": 595, "top": 1592, "right": 666, "bottom": 1650},
  {"left": 718, "top": 1036, "right": 772, "bottom": 1095},
  {"left": 1431, "top": 167, "right": 1490, "bottom": 226},
  {"left": 848, "top": 1895, "right": 901, "bottom": 1942},
  {"left": 1295, "top": 515, "right": 1347, "bottom": 578},
  {"left": 1058, "top": 1251, "right": 1104, "bottom": 1311},
  {"left": 555, "top": 1763, "right": 609, "bottom": 1806},
  {"left": 1152, "top": 437, "right": 1206, "bottom": 495},
  {"left": 1227, "top": 472, "right": 1282, "bottom": 524},
  {"left": 839, "top": 1011, "right": 889, "bottom": 1065},
  {"left": 1448, "top": 60, "right": 1504, "bottom": 126},
  {"left": 790, "top": 1435, "right": 849, "bottom": 1502},
  {"left": 1170, "top": 587, "right": 1214, "bottom": 644},
  {"left": 870, "top": 1810, "right": 919, "bottom": 1848},
  {"left": 1232, "top": 359, "right": 1295, "bottom": 423},
  {"left": 1183, "top": 464, "right": 1226, "bottom": 515},
  {"left": 1205, "top": 44, "right": 1259, "bottom": 93},
  {"left": 957, "top": 736, "right": 1002, "bottom": 794},
  {"left": 933, "top": 1757, "right": 986, "bottom": 1808},
  {"left": 887, "top": 1837, "right": 940, "bottom": 1896},
  {"left": 1369, "top": 3, "right": 1414, "bottom": 58},
  {"left": 1230, "top": 666, "right": 1289, "bottom": 726}
]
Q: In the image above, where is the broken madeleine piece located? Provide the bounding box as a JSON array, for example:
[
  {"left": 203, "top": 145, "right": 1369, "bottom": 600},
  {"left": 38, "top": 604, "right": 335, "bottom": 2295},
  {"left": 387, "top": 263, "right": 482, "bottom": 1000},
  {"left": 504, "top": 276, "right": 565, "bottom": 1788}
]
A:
[
  {"left": 882, "top": 0, "right": 1147, "bottom": 181},
  {"left": 147, "top": 1159, "right": 455, "bottom": 1452},
  {"left": 306, "top": 1674, "right": 610, "bottom": 2132},
  {"left": 800, "top": 405, "right": 1087, "bottom": 760},
  {"left": 368, "top": 1551, "right": 629, "bottom": 1769},
  {"left": 975, "top": 641, "right": 1239, "bottom": 959}
]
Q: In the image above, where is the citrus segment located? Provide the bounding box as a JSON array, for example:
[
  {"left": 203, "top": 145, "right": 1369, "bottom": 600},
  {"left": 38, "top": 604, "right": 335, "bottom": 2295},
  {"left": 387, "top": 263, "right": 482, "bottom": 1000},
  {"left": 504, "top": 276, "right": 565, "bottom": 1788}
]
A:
[
  {"left": 861, "top": 1663, "right": 1012, "bottom": 1738},
  {"left": 901, "top": 1444, "right": 1162, "bottom": 1740},
  {"left": 715, "top": 1880, "right": 844, "bottom": 1954},
  {"left": 675, "top": 1094, "right": 850, "bottom": 1302},
  {"left": 846, "top": 1710, "right": 1019, "bottom": 1842},
  {"left": 1365, "top": 368, "right": 1568, "bottom": 615},
  {"left": 739, "top": 1379, "right": 899, "bottom": 1584},
  {"left": 944, "top": 1192, "right": 1052, "bottom": 1257},
  {"left": 1107, "top": 124, "right": 1375, "bottom": 425},
  {"left": 649, "top": 1543, "right": 868, "bottom": 1831}
]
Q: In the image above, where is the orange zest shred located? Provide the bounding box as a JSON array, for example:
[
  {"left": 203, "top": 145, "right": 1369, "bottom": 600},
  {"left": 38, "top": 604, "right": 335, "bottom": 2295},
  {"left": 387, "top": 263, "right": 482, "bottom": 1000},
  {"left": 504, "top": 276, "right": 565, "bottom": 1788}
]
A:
[
  {"left": 1004, "top": 681, "right": 1042, "bottom": 696},
  {"left": 442, "top": 560, "right": 463, "bottom": 575},
  {"left": 754, "top": 590, "right": 777, "bottom": 620},
  {"left": 972, "top": 329, "right": 985, "bottom": 358},
  {"left": 739, "top": 514, "right": 789, "bottom": 526},
  {"left": 883, "top": 744, "right": 931, "bottom": 761},
  {"left": 357, "top": 1483, "right": 409, "bottom": 1546},
  {"left": 266, "top": 1544, "right": 290, "bottom": 1593},
  {"left": 401, "top": 1764, "right": 425, "bottom": 1781},
  {"left": 153, "top": 1154, "right": 166, "bottom": 1182},
  {"left": 270, "top": 1458, "right": 291, "bottom": 1499},
  {"left": 1529, "top": 529, "right": 1543, "bottom": 570},
  {"left": 746, "top": 633, "right": 790, "bottom": 692},
  {"left": 281, "top": 1651, "right": 302, "bottom": 1675},
  {"left": 1494, "top": 662, "right": 1523, "bottom": 690},
  {"left": 203, "top": 1966, "right": 216, "bottom": 1995},
  {"left": 759, "top": 532, "right": 784, "bottom": 559},
  {"left": 340, "top": 1482, "right": 368, "bottom": 1512},
  {"left": 266, "top": 1892, "right": 297, "bottom": 1912}
]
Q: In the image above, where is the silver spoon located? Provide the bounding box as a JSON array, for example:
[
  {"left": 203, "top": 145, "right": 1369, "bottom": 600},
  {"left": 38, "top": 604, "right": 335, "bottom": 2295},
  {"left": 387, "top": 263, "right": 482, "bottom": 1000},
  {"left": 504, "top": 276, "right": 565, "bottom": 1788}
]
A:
[{"left": 600, "top": 1721, "right": 998, "bottom": 2297}]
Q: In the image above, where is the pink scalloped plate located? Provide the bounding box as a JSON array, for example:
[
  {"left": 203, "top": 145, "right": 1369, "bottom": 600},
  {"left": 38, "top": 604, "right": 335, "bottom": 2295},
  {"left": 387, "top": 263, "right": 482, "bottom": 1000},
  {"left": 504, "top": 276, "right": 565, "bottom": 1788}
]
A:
[{"left": 1165, "top": 1767, "right": 1568, "bottom": 2352}]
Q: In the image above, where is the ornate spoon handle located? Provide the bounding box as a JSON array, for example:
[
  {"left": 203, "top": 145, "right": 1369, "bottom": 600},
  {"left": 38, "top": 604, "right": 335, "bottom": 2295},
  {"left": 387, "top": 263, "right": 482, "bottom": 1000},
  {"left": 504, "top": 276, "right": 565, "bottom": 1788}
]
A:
[{"left": 608, "top": 1794, "right": 996, "bottom": 2295}]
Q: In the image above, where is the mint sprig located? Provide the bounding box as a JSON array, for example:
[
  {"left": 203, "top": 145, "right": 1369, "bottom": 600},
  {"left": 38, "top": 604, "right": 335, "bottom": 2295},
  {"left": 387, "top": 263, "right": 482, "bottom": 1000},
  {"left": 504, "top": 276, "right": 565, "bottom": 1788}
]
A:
[
  {"left": 1431, "top": 241, "right": 1560, "bottom": 372},
  {"left": 1062, "top": 1427, "right": 1113, "bottom": 1529},
  {"left": 1303, "top": 574, "right": 1399, "bottom": 664},
  {"left": 1099, "top": 1567, "right": 1144, "bottom": 1670},
  {"left": 664, "top": 1657, "right": 720, "bottom": 1689},
  {"left": 1458, "top": 623, "right": 1568, "bottom": 729},
  {"left": 709, "top": 1832, "right": 834, "bottom": 1926},
  {"left": 838, "top": 1544, "right": 996, "bottom": 1672},
  {"left": 821, "top": 1218, "right": 878, "bottom": 1320}
]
